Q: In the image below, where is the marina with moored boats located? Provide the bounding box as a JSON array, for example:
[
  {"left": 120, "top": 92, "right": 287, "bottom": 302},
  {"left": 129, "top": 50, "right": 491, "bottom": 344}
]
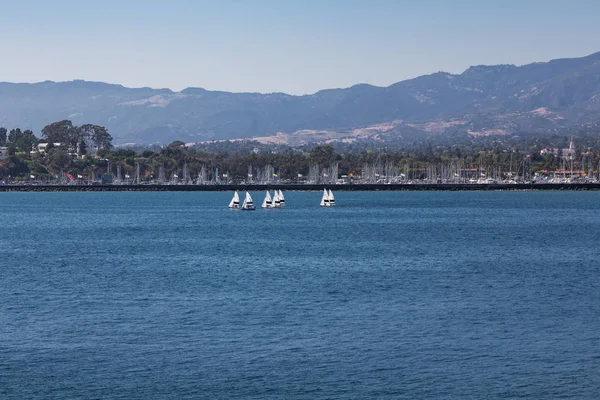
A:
[{"left": 4, "top": 182, "right": 600, "bottom": 192}]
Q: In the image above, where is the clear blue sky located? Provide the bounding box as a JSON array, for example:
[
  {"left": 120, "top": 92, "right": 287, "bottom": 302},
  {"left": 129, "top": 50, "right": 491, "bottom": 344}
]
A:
[{"left": 1, "top": 0, "right": 599, "bottom": 94}]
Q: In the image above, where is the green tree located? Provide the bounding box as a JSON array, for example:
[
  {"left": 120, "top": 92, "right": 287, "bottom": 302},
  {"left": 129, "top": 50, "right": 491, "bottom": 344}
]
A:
[
  {"left": 2, "top": 154, "right": 29, "bottom": 178},
  {"left": 80, "top": 124, "right": 113, "bottom": 151},
  {"left": 8, "top": 128, "right": 38, "bottom": 154},
  {"left": 0, "top": 127, "right": 7, "bottom": 146},
  {"left": 46, "top": 147, "right": 72, "bottom": 173},
  {"left": 8, "top": 128, "right": 22, "bottom": 145},
  {"left": 20, "top": 130, "right": 39, "bottom": 155},
  {"left": 309, "top": 145, "right": 336, "bottom": 166},
  {"left": 42, "top": 120, "right": 78, "bottom": 147}
]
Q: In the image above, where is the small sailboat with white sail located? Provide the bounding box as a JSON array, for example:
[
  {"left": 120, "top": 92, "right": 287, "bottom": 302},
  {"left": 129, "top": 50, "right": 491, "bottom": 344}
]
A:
[
  {"left": 278, "top": 190, "right": 285, "bottom": 206},
  {"left": 241, "top": 191, "right": 256, "bottom": 210},
  {"left": 273, "top": 190, "right": 282, "bottom": 208},
  {"left": 262, "top": 191, "right": 273, "bottom": 208},
  {"left": 320, "top": 188, "right": 329, "bottom": 207},
  {"left": 320, "top": 188, "right": 335, "bottom": 207},
  {"left": 229, "top": 191, "right": 240, "bottom": 209}
]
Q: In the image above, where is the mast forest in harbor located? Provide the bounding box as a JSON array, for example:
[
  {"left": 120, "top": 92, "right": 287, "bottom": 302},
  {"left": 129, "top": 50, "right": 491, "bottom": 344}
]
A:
[{"left": 3, "top": 120, "right": 600, "bottom": 185}]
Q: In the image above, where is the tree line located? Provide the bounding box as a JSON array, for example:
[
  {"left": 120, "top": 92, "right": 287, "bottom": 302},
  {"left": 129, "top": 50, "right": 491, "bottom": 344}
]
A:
[
  {"left": 2, "top": 119, "right": 600, "bottom": 182},
  {"left": 1, "top": 120, "right": 113, "bottom": 180},
  {"left": 1, "top": 120, "right": 112, "bottom": 154}
]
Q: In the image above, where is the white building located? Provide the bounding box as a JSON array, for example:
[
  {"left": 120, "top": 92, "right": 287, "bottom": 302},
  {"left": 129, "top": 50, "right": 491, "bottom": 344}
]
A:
[
  {"left": 0, "top": 146, "right": 8, "bottom": 160},
  {"left": 36, "top": 142, "right": 63, "bottom": 153}
]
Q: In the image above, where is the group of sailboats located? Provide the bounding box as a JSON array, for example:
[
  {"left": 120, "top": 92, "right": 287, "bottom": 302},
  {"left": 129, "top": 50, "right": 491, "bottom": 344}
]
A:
[
  {"left": 228, "top": 191, "right": 256, "bottom": 210},
  {"left": 229, "top": 188, "right": 335, "bottom": 210},
  {"left": 320, "top": 189, "right": 335, "bottom": 207},
  {"left": 261, "top": 190, "right": 285, "bottom": 208}
]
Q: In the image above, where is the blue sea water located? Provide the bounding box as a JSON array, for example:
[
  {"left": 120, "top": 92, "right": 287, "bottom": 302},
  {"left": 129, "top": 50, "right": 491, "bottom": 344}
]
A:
[{"left": 0, "top": 191, "right": 599, "bottom": 399}]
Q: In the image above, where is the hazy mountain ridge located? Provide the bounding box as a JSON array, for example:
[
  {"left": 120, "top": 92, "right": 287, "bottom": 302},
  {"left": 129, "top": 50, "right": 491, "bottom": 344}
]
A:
[{"left": 1, "top": 52, "right": 600, "bottom": 144}]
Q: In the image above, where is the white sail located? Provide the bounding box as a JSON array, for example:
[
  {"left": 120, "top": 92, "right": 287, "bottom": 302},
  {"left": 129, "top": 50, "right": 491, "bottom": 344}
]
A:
[
  {"left": 278, "top": 190, "right": 285, "bottom": 206},
  {"left": 242, "top": 191, "right": 255, "bottom": 210},
  {"left": 320, "top": 188, "right": 328, "bottom": 206},
  {"left": 262, "top": 191, "right": 272, "bottom": 208},
  {"left": 229, "top": 191, "right": 240, "bottom": 208},
  {"left": 328, "top": 189, "right": 335, "bottom": 206},
  {"left": 273, "top": 190, "right": 281, "bottom": 207}
]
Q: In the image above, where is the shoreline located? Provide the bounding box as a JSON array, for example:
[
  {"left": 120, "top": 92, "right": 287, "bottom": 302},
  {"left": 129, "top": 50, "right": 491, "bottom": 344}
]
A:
[{"left": 1, "top": 183, "right": 600, "bottom": 192}]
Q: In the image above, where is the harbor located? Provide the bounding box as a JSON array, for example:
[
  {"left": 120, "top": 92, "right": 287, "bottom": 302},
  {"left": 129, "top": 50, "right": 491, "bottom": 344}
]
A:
[{"left": 2, "top": 182, "right": 600, "bottom": 192}]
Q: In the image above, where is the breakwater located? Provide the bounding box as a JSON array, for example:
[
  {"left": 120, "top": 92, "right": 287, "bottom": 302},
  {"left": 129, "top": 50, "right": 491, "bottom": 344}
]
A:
[{"left": 2, "top": 183, "right": 600, "bottom": 192}]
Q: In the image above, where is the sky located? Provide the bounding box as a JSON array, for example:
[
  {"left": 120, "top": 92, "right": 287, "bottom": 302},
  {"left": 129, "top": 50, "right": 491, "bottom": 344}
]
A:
[{"left": 1, "top": 0, "right": 599, "bottom": 94}]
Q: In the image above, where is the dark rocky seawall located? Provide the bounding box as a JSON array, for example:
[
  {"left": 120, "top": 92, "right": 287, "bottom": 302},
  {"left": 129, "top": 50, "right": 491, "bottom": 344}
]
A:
[{"left": 2, "top": 183, "right": 600, "bottom": 192}]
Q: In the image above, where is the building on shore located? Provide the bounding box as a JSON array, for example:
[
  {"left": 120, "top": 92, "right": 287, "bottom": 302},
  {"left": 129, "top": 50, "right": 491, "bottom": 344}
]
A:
[{"left": 540, "top": 138, "right": 576, "bottom": 159}]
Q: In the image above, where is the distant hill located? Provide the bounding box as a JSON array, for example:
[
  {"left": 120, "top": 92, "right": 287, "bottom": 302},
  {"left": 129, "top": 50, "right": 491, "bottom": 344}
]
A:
[{"left": 1, "top": 51, "right": 600, "bottom": 144}]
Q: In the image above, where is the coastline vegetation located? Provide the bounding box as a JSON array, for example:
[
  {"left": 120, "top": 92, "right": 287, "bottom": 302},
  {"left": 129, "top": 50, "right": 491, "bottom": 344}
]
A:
[{"left": 2, "top": 120, "right": 600, "bottom": 184}]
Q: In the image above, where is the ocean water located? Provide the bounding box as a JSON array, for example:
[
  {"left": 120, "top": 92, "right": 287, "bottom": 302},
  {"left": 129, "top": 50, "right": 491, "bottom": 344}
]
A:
[{"left": 0, "top": 191, "right": 599, "bottom": 399}]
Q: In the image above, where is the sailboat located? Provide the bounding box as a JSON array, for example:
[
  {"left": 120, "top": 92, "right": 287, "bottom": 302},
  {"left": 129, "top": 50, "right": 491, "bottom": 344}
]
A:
[
  {"left": 320, "top": 188, "right": 329, "bottom": 207},
  {"left": 262, "top": 191, "right": 273, "bottom": 208},
  {"left": 273, "top": 190, "right": 281, "bottom": 208},
  {"left": 278, "top": 190, "right": 285, "bottom": 206},
  {"left": 229, "top": 191, "right": 240, "bottom": 209},
  {"left": 241, "top": 191, "right": 256, "bottom": 210},
  {"left": 328, "top": 189, "right": 335, "bottom": 206}
]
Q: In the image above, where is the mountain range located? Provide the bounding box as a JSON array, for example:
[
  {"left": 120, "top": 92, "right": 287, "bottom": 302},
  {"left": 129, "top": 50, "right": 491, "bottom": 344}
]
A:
[{"left": 1, "top": 51, "right": 600, "bottom": 145}]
